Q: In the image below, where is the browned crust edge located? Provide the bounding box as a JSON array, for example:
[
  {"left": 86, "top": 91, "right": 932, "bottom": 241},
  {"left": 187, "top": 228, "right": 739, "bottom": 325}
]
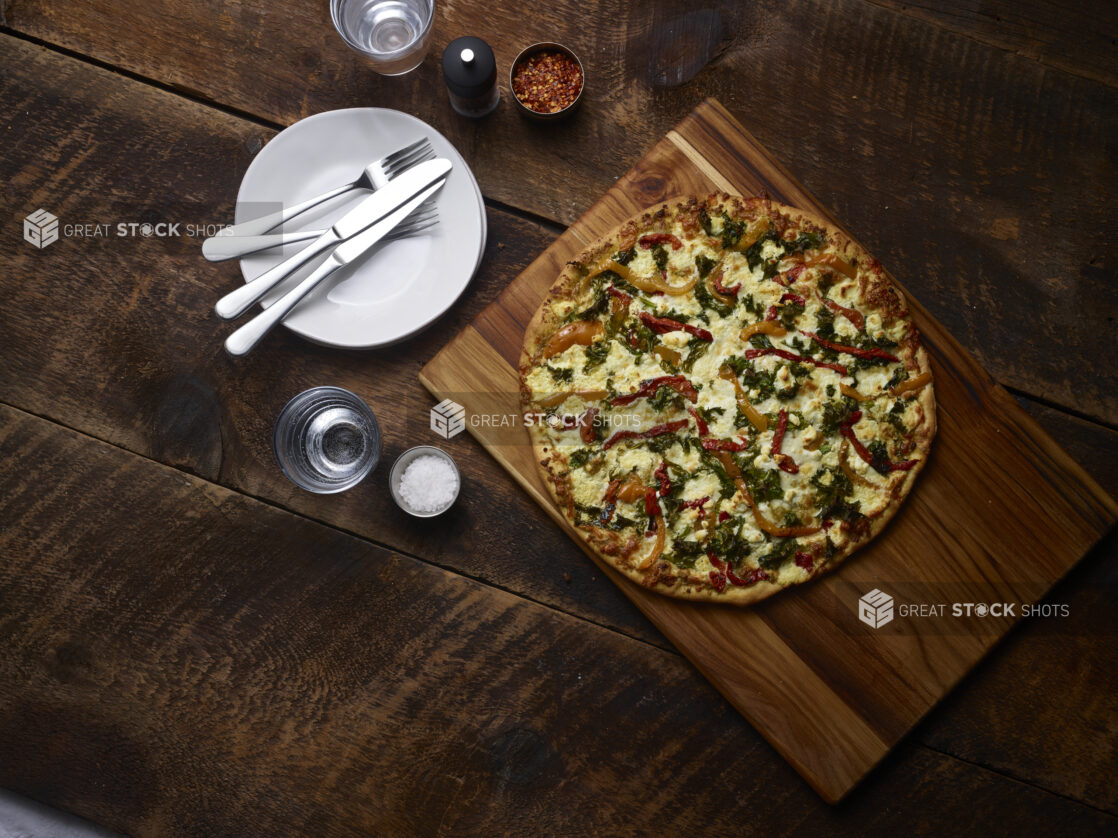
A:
[{"left": 519, "top": 194, "right": 936, "bottom": 606}]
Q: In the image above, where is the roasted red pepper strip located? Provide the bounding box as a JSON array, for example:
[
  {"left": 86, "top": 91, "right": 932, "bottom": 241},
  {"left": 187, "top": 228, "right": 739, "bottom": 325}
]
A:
[
  {"left": 639, "top": 311, "right": 713, "bottom": 341},
  {"left": 707, "top": 553, "right": 767, "bottom": 587},
  {"left": 718, "top": 511, "right": 731, "bottom": 522},
  {"left": 780, "top": 292, "right": 806, "bottom": 306},
  {"left": 599, "top": 479, "right": 620, "bottom": 525},
  {"left": 839, "top": 410, "right": 919, "bottom": 472},
  {"left": 773, "top": 263, "right": 806, "bottom": 287},
  {"left": 795, "top": 551, "right": 814, "bottom": 570},
  {"left": 744, "top": 347, "right": 848, "bottom": 375},
  {"left": 764, "top": 305, "right": 779, "bottom": 321},
  {"left": 732, "top": 567, "right": 768, "bottom": 587},
  {"left": 611, "top": 375, "right": 699, "bottom": 406},
  {"left": 579, "top": 407, "right": 599, "bottom": 444},
  {"left": 639, "top": 233, "right": 683, "bottom": 250},
  {"left": 818, "top": 294, "right": 864, "bottom": 330},
  {"left": 771, "top": 409, "right": 799, "bottom": 474},
  {"left": 709, "top": 570, "right": 728, "bottom": 592},
  {"left": 654, "top": 461, "right": 670, "bottom": 497},
  {"left": 679, "top": 496, "right": 709, "bottom": 516},
  {"left": 801, "top": 330, "right": 900, "bottom": 363},
  {"left": 712, "top": 269, "right": 740, "bottom": 297},
  {"left": 701, "top": 437, "right": 750, "bottom": 452},
  {"left": 607, "top": 286, "right": 632, "bottom": 304},
  {"left": 687, "top": 406, "right": 710, "bottom": 436},
  {"left": 644, "top": 487, "right": 661, "bottom": 518},
  {"left": 602, "top": 419, "right": 689, "bottom": 450}
]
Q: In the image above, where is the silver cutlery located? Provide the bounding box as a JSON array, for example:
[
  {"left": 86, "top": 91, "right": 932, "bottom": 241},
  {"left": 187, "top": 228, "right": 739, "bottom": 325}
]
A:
[
  {"left": 224, "top": 179, "right": 447, "bottom": 357},
  {"left": 201, "top": 202, "right": 438, "bottom": 261},
  {"left": 214, "top": 158, "right": 453, "bottom": 321},
  {"left": 203, "top": 137, "right": 433, "bottom": 245}
]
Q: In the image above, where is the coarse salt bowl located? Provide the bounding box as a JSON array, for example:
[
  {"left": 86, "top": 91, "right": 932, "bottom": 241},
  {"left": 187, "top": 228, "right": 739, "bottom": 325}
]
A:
[
  {"left": 390, "top": 445, "right": 461, "bottom": 517},
  {"left": 509, "top": 41, "right": 585, "bottom": 120}
]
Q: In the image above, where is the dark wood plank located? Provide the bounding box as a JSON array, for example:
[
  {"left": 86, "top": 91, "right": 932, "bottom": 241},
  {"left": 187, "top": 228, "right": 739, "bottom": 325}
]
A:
[
  {"left": 5, "top": 0, "right": 1116, "bottom": 424},
  {"left": 917, "top": 526, "right": 1118, "bottom": 815},
  {"left": 0, "top": 37, "right": 663, "bottom": 649},
  {"left": 2, "top": 31, "right": 1116, "bottom": 810},
  {"left": 864, "top": 0, "right": 1118, "bottom": 88},
  {"left": 2, "top": 404, "right": 1117, "bottom": 836}
]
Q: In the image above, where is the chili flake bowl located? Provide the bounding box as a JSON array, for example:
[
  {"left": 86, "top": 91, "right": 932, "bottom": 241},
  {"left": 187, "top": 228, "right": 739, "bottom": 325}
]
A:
[{"left": 509, "top": 42, "right": 585, "bottom": 120}]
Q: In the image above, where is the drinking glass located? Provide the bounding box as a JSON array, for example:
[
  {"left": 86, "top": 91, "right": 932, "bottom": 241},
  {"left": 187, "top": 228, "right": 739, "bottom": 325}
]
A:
[
  {"left": 273, "top": 387, "right": 382, "bottom": 493},
  {"left": 330, "top": 0, "right": 435, "bottom": 76}
]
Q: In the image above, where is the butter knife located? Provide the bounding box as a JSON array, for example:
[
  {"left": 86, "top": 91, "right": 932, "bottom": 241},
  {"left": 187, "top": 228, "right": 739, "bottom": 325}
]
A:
[{"left": 214, "top": 158, "right": 452, "bottom": 321}]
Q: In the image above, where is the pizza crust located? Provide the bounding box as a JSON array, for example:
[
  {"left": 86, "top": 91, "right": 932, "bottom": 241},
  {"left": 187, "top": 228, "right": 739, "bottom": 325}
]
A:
[{"left": 519, "top": 194, "right": 936, "bottom": 606}]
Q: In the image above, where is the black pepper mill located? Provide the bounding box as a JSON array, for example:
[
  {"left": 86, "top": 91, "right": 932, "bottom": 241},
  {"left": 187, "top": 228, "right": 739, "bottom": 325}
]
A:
[{"left": 442, "top": 36, "right": 500, "bottom": 118}]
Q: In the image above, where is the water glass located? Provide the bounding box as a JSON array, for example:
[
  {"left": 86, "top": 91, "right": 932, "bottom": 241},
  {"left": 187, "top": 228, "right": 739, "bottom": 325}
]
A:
[
  {"left": 273, "top": 387, "right": 383, "bottom": 493},
  {"left": 331, "top": 0, "right": 435, "bottom": 76}
]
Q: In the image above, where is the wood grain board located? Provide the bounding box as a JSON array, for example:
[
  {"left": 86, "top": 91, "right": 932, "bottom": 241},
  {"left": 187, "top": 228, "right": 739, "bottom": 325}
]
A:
[{"left": 419, "top": 99, "right": 1118, "bottom": 802}]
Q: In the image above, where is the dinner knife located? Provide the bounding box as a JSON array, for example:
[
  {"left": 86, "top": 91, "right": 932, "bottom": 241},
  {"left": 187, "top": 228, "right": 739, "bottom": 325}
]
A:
[
  {"left": 223, "top": 177, "right": 448, "bottom": 357},
  {"left": 214, "top": 158, "right": 452, "bottom": 321}
]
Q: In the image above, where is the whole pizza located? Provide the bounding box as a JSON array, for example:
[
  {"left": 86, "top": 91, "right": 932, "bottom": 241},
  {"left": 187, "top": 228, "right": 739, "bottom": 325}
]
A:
[{"left": 519, "top": 194, "right": 935, "bottom": 605}]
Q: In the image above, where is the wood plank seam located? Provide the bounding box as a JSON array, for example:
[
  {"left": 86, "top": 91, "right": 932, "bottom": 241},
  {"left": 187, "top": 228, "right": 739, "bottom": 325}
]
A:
[
  {"left": 858, "top": 0, "right": 1118, "bottom": 90},
  {"left": 0, "top": 397, "right": 677, "bottom": 652}
]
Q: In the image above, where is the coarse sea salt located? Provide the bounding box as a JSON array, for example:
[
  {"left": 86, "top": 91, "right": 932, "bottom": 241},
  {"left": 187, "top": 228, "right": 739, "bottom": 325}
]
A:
[{"left": 398, "top": 454, "right": 459, "bottom": 513}]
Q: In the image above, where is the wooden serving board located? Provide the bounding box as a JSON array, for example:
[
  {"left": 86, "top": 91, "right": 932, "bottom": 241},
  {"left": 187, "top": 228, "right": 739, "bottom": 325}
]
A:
[{"left": 419, "top": 99, "right": 1117, "bottom": 802}]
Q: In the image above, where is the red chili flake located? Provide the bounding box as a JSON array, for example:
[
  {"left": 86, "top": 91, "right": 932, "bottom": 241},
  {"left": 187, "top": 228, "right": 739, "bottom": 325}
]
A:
[
  {"left": 639, "top": 233, "right": 683, "bottom": 250},
  {"left": 512, "top": 50, "right": 583, "bottom": 114},
  {"left": 639, "top": 312, "right": 713, "bottom": 342},
  {"left": 611, "top": 375, "right": 699, "bottom": 407},
  {"left": 795, "top": 551, "right": 814, "bottom": 571}
]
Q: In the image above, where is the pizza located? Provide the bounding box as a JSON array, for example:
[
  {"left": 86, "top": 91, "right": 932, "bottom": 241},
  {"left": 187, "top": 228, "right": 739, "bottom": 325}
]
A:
[{"left": 518, "top": 194, "right": 935, "bottom": 605}]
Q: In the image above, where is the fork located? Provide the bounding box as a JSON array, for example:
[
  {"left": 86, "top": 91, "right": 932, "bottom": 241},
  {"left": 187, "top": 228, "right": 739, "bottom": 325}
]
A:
[
  {"left": 201, "top": 202, "right": 438, "bottom": 261},
  {"left": 204, "top": 138, "right": 433, "bottom": 244}
]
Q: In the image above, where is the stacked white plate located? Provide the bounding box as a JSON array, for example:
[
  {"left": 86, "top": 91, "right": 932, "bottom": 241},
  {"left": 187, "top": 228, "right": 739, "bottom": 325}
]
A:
[{"left": 235, "top": 108, "right": 487, "bottom": 348}]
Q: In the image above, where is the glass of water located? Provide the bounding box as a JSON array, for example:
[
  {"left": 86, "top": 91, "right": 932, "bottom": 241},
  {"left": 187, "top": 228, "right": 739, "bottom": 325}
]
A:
[
  {"left": 331, "top": 0, "right": 435, "bottom": 76},
  {"left": 273, "top": 387, "right": 383, "bottom": 493}
]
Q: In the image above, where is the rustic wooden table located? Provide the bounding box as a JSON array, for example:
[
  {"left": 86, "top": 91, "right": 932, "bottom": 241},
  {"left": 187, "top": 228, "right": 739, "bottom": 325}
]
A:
[{"left": 1, "top": 1, "right": 1115, "bottom": 835}]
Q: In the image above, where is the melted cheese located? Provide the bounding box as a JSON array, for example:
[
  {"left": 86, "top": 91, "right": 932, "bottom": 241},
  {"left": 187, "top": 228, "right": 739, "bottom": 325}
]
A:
[{"left": 525, "top": 204, "right": 927, "bottom": 587}]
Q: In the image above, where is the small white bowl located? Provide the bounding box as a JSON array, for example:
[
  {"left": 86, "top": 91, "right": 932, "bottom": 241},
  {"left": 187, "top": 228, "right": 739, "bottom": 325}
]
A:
[{"left": 389, "top": 446, "right": 461, "bottom": 517}]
